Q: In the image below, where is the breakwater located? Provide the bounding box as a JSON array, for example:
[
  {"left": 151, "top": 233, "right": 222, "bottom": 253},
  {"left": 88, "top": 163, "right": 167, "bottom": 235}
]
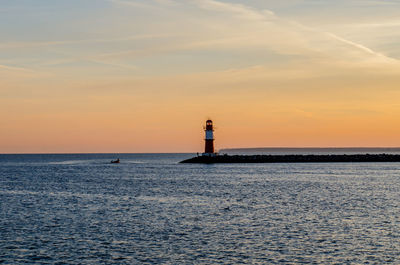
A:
[{"left": 180, "top": 154, "right": 400, "bottom": 164}]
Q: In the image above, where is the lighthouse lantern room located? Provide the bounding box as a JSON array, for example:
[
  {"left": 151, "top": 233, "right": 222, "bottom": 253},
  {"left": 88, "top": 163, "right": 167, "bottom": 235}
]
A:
[{"left": 203, "top": 119, "right": 216, "bottom": 156}]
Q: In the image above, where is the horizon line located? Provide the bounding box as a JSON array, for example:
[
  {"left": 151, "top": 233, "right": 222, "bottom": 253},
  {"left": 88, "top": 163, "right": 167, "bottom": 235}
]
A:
[{"left": 3, "top": 147, "right": 400, "bottom": 155}]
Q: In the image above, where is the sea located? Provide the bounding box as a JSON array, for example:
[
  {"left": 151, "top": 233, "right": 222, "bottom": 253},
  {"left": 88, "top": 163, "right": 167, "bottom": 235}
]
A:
[{"left": 1, "top": 149, "right": 400, "bottom": 264}]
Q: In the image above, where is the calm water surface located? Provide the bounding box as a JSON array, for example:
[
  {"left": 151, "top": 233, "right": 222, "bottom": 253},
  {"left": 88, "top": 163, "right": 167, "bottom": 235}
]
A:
[{"left": 1, "top": 153, "right": 400, "bottom": 264}]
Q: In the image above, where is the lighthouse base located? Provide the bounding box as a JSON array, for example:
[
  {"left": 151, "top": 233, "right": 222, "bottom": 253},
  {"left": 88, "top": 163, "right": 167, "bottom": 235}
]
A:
[{"left": 202, "top": 153, "right": 217, "bottom": 157}]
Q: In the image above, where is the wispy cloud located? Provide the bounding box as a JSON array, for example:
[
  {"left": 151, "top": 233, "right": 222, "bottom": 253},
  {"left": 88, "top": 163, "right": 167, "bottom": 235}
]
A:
[
  {"left": 192, "top": 0, "right": 400, "bottom": 64},
  {"left": 0, "top": 34, "right": 172, "bottom": 49},
  {"left": 350, "top": 21, "right": 400, "bottom": 28},
  {"left": 194, "top": 0, "right": 275, "bottom": 20},
  {"left": 0, "top": 64, "right": 33, "bottom": 73},
  {"left": 324, "top": 32, "right": 399, "bottom": 63},
  {"left": 3, "top": 0, "right": 400, "bottom": 76},
  {"left": 109, "top": 0, "right": 151, "bottom": 8},
  {"left": 109, "top": 0, "right": 177, "bottom": 8}
]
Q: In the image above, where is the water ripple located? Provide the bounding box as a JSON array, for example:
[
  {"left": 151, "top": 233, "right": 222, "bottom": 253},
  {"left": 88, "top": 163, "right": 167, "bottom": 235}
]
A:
[{"left": 1, "top": 154, "right": 400, "bottom": 263}]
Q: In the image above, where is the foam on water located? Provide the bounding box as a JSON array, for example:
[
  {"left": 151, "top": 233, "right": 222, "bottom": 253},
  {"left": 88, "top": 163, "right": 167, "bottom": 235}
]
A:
[{"left": 1, "top": 153, "right": 400, "bottom": 264}]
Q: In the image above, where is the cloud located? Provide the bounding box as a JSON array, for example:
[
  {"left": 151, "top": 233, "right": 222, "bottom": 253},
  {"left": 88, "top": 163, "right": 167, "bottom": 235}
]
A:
[
  {"left": 351, "top": 21, "right": 400, "bottom": 28},
  {"left": 0, "top": 34, "right": 171, "bottom": 49},
  {"left": 109, "top": 0, "right": 177, "bottom": 8},
  {"left": 3, "top": 0, "right": 400, "bottom": 77},
  {"left": 0, "top": 64, "right": 33, "bottom": 73},
  {"left": 194, "top": 0, "right": 275, "bottom": 20},
  {"left": 323, "top": 32, "right": 399, "bottom": 63},
  {"left": 49, "top": 0, "right": 398, "bottom": 77},
  {"left": 108, "top": 0, "right": 151, "bottom": 8},
  {"left": 190, "top": 0, "right": 400, "bottom": 65}
]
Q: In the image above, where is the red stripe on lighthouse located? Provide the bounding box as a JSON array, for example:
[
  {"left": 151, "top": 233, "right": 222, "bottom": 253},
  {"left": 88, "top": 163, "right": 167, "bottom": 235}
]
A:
[{"left": 204, "top": 120, "right": 214, "bottom": 154}]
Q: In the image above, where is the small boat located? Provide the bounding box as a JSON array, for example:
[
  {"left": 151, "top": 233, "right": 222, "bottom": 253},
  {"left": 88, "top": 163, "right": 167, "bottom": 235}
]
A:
[{"left": 111, "top": 158, "right": 120, "bottom": 164}]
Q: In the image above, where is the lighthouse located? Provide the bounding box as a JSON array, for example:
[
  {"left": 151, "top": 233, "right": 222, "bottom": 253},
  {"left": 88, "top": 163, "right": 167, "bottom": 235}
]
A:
[{"left": 203, "top": 119, "right": 215, "bottom": 156}]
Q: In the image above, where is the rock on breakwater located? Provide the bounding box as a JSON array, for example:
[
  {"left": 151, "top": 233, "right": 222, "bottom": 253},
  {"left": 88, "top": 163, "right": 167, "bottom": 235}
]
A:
[{"left": 180, "top": 154, "right": 400, "bottom": 164}]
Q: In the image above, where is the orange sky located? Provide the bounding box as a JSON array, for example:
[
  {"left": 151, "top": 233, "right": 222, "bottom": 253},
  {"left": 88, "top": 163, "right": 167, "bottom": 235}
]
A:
[{"left": 1, "top": 0, "right": 400, "bottom": 153}]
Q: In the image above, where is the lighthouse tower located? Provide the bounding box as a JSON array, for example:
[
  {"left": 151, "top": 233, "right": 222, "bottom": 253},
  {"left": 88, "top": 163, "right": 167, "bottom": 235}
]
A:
[{"left": 203, "top": 120, "right": 215, "bottom": 156}]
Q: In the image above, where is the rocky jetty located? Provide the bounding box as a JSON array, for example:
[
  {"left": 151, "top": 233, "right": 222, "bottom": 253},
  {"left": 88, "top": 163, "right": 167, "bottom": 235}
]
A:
[{"left": 180, "top": 154, "right": 400, "bottom": 164}]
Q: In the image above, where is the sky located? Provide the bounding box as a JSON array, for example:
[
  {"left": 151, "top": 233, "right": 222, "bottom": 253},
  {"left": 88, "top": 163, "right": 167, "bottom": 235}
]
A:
[{"left": 1, "top": 0, "right": 400, "bottom": 153}]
